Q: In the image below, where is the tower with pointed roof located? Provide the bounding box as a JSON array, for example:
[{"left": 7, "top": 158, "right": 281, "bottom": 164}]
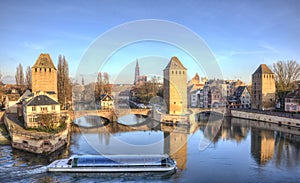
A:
[
  {"left": 163, "top": 56, "right": 187, "bottom": 114},
  {"left": 251, "top": 64, "right": 275, "bottom": 110},
  {"left": 31, "top": 53, "right": 58, "bottom": 99},
  {"left": 134, "top": 59, "right": 140, "bottom": 85}
]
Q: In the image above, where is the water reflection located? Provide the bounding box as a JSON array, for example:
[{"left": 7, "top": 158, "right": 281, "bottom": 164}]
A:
[
  {"left": 163, "top": 126, "right": 188, "bottom": 170},
  {"left": 198, "top": 116, "right": 300, "bottom": 168},
  {"left": 251, "top": 128, "right": 274, "bottom": 165},
  {"left": 1, "top": 115, "right": 300, "bottom": 182}
]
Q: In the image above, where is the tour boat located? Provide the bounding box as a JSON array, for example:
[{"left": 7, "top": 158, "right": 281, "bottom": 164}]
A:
[{"left": 47, "top": 154, "right": 176, "bottom": 173}]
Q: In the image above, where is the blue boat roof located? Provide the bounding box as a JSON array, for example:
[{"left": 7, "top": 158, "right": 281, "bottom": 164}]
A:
[{"left": 72, "top": 155, "right": 170, "bottom": 167}]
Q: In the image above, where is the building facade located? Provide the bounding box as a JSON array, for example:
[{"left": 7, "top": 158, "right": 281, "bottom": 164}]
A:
[
  {"left": 32, "top": 53, "right": 58, "bottom": 99},
  {"left": 251, "top": 64, "right": 275, "bottom": 110},
  {"left": 163, "top": 57, "right": 187, "bottom": 114},
  {"left": 285, "top": 89, "right": 300, "bottom": 112},
  {"left": 23, "top": 93, "right": 60, "bottom": 128},
  {"left": 100, "top": 94, "right": 114, "bottom": 110},
  {"left": 228, "top": 86, "right": 251, "bottom": 108}
]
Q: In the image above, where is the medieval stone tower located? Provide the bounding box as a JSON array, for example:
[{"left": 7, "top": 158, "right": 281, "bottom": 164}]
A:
[
  {"left": 251, "top": 64, "right": 275, "bottom": 110},
  {"left": 163, "top": 56, "right": 187, "bottom": 114},
  {"left": 32, "top": 53, "right": 58, "bottom": 99}
]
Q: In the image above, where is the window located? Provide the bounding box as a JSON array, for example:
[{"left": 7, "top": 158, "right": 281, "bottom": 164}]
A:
[
  {"left": 41, "top": 107, "right": 48, "bottom": 111},
  {"left": 49, "top": 68, "right": 51, "bottom": 72},
  {"left": 179, "top": 71, "right": 181, "bottom": 74},
  {"left": 183, "top": 71, "right": 184, "bottom": 74},
  {"left": 176, "top": 71, "right": 177, "bottom": 74},
  {"left": 35, "top": 68, "right": 37, "bottom": 72},
  {"left": 51, "top": 105, "right": 56, "bottom": 111},
  {"left": 174, "top": 102, "right": 176, "bottom": 104},
  {"left": 32, "top": 106, "right": 36, "bottom": 111},
  {"left": 44, "top": 68, "right": 46, "bottom": 72}
]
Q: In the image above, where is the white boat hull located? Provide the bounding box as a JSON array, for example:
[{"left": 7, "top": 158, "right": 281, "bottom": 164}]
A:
[{"left": 47, "top": 154, "right": 176, "bottom": 173}]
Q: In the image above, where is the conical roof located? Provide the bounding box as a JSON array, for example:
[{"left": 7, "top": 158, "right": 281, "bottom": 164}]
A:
[
  {"left": 253, "top": 64, "right": 273, "bottom": 74},
  {"left": 164, "top": 56, "right": 187, "bottom": 70},
  {"left": 32, "top": 53, "right": 56, "bottom": 69}
]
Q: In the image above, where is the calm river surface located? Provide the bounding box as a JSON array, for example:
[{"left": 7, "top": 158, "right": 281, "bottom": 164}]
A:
[{"left": 0, "top": 115, "right": 300, "bottom": 183}]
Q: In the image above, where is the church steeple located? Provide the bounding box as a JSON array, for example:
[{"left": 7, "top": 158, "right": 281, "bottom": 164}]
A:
[{"left": 134, "top": 59, "right": 140, "bottom": 85}]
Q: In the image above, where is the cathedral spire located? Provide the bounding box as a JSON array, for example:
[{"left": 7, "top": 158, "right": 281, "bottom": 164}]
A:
[{"left": 134, "top": 59, "right": 140, "bottom": 85}]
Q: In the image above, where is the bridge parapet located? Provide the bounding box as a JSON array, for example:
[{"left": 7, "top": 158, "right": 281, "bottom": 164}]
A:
[{"left": 73, "top": 109, "right": 151, "bottom": 121}]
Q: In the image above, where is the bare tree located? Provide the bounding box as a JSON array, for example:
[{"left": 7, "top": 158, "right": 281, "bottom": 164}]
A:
[
  {"left": 95, "top": 72, "right": 111, "bottom": 100},
  {"left": 15, "top": 63, "right": 24, "bottom": 87},
  {"left": 57, "top": 55, "right": 72, "bottom": 109},
  {"left": 25, "top": 66, "right": 32, "bottom": 89},
  {"left": 272, "top": 60, "right": 300, "bottom": 108}
]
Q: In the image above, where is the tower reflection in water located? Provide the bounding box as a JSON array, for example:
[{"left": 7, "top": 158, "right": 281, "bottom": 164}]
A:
[
  {"left": 162, "top": 124, "right": 188, "bottom": 170},
  {"left": 251, "top": 128, "right": 275, "bottom": 165}
]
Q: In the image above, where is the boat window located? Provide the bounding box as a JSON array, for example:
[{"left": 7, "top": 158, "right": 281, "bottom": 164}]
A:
[{"left": 67, "top": 159, "right": 72, "bottom": 165}]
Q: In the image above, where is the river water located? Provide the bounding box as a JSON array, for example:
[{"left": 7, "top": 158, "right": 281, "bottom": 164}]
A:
[{"left": 0, "top": 115, "right": 300, "bottom": 183}]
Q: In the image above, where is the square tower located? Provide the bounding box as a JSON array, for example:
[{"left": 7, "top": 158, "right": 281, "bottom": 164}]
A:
[
  {"left": 32, "top": 54, "right": 58, "bottom": 99},
  {"left": 251, "top": 64, "right": 275, "bottom": 110},
  {"left": 163, "top": 56, "right": 187, "bottom": 114}
]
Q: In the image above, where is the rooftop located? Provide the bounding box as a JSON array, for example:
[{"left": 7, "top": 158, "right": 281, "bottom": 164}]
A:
[
  {"left": 26, "top": 94, "right": 59, "bottom": 106},
  {"left": 253, "top": 64, "right": 274, "bottom": 75},
  {"left": 164, "top": 56, "right": 187, "bottom": 70},
  {"left": 32, "top": 53, "right": 56, "bottom": 69}
]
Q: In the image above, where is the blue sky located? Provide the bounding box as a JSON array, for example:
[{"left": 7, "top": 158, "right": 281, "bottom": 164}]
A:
[{"left": 1, "top": 0, "right": 300, "bottom": 84}]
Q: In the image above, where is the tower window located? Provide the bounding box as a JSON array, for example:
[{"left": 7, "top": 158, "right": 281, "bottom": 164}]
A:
[
  {"left": 172, "top": 71, "right": 174, "bottom": 74},
  {"left": 35, "top": 68, "right": 37, "bottom": 72},
  {"left": 44, "top": 68, "right": 46, "bottom": 72},
  {"left": 49, "top": 68, "right": 51, "bottom": 72},
  {"left": 179, "top": 71, "right": 181, "bottom": 74},
  {"left": 176, "top": 71, "right": 177, "bottom": 74},
  {"left": 183, "top": 71, "right": 184, "bottom": 74}
]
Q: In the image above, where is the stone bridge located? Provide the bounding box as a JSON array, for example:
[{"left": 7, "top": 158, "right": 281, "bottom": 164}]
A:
[{"left": 73, "top": 108, "right": 151, "bottom": 121}]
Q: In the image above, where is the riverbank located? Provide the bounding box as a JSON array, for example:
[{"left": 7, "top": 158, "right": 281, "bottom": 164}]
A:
[{"left": 231, "top": 109, "right": 300, "bottom": 128}]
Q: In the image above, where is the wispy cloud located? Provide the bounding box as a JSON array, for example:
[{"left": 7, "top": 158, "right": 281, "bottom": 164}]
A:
[
  {"left": 259, "top": 42, "right": 279, "bottom": 53},
  {"left": 21, "top": 42, "right": 45, "bottom": 50}
]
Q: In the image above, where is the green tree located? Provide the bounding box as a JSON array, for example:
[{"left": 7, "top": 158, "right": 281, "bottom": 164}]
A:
[{"left": 134, "top": 76, "right": 162, "bottom": 104}]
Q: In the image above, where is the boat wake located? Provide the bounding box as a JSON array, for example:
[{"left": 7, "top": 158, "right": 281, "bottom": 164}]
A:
[{"left": 0, "top": 165, "right": 48, "bottom": 182}]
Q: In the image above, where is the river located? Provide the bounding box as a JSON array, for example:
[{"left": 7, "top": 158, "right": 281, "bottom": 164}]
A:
[{"left": 0, "top": 115, "right": 300, "bottom": 183}]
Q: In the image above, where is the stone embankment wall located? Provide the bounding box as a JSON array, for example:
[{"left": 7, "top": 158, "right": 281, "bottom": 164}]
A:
[
  {"left": 231, "top": 110, "right": 300, "bottom": 128},
  {"left": 4, "top": 115, "right": 69, "bottom": 154}
]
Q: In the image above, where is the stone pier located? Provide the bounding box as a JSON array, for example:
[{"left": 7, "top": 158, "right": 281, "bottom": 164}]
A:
[{"left": 4, "top": 114, "right": 70, "bottom": 154}]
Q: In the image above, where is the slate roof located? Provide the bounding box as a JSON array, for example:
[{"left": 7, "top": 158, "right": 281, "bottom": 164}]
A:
[
  {"left": 253, "top": 64, "right": 273, "bottom": 74},
  {"left": 164, "top": 56, "right": 187, "bottom": 70},
  {"left": 234, "top": 86, "right": 247, "bottom": 98},
  {"left": 26, "top": 95, "right": 59, "bottom": 106},
  {"left": 286, "top": 89, "right": 300, "bottom": 99},
  {"left": 32, "top": 53, "right": 56, "bottom": 69},
  {"left": 100, "top": 94, "right": 113, "bottom": 101}
]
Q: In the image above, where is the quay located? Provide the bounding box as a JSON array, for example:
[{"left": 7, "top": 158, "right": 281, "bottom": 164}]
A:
[
  {"left": 231, "top": 109, "right": 300, "bottom": 128},
  {"left": 4, "top": 113, "right": 70, "bottom": 154}
]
